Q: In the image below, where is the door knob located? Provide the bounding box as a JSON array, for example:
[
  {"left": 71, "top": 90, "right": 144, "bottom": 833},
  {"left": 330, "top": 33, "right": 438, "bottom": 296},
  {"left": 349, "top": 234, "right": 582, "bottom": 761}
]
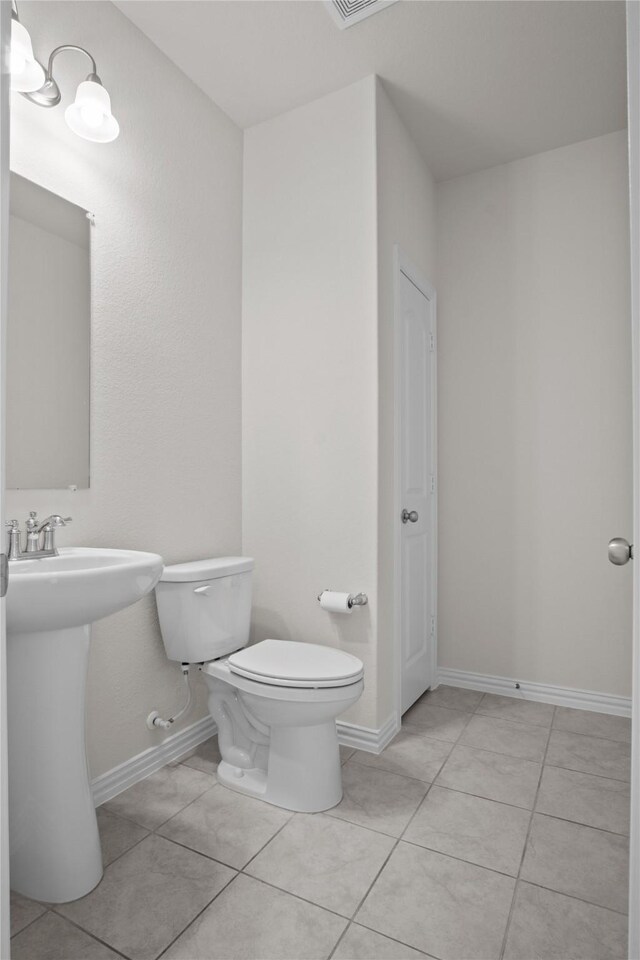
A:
[
  {"left": 401, "top": 509, "right": 419, "bottom": 524},
  {"left": 608, "top": 537, "right": 634, "bottom": 566}
]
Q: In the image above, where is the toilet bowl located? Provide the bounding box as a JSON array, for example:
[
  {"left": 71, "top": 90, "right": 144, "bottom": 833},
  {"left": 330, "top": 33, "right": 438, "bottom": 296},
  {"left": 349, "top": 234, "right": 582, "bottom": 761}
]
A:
[{"left": 155, "top": 558, "right": 364, "bottom": 812}]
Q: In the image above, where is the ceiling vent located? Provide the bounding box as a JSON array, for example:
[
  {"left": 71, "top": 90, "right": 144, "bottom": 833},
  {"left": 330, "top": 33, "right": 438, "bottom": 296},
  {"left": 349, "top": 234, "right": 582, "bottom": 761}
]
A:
[{"left": 324, "top": 0, "right": 399, "bottom": 30}]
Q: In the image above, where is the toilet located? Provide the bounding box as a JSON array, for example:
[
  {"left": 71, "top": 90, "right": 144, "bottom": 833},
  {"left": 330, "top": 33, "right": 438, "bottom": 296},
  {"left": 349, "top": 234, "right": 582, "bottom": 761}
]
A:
[{"left": 155, "top": 557, "right": 364, "bottom": 812}]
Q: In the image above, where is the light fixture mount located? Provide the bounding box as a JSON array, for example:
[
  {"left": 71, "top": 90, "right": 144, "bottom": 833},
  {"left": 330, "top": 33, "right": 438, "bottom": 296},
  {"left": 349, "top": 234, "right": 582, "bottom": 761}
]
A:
[
  {"left": 22, "top": 77, "right": 61, "bottom": 109},
  {"left": 21, "top": 45, "right": 99, "bottom": 110}
]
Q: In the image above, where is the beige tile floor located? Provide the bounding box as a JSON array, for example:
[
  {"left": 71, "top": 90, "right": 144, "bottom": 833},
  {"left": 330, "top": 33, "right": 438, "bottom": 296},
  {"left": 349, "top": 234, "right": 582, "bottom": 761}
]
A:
[{"left": 10, "top": 687, "right": 631, "bottom": 960}]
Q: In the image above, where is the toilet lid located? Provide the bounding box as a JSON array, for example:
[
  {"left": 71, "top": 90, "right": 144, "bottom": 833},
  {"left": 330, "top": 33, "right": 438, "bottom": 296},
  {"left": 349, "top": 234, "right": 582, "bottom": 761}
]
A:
[{"left": 227, "top": 639, "right": 364, "bottom": 688}]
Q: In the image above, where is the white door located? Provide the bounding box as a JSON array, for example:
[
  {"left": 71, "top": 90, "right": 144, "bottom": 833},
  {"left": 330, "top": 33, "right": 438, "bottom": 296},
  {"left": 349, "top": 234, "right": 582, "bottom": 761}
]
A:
[
  {"left": 397, "top": 261, "right": 437, "bottom": 714},
  {"left": 0, "top": 2, "right": 9, "bottom": 955},
  {"left": 626, "top": 1, "right": 639, "bottom": 953}
]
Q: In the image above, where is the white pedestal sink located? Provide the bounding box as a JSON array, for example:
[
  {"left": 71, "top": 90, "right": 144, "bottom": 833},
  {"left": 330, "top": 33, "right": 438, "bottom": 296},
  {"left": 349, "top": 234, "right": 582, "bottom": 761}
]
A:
[{"left": 7, "top": 548, "right": 163, "bottom": 903}]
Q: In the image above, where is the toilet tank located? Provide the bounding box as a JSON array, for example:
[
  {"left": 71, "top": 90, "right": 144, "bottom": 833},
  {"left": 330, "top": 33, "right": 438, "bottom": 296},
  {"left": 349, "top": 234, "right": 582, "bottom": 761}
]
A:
[{"left": 155, "top": 557, "right": 253, "bottom": 663}]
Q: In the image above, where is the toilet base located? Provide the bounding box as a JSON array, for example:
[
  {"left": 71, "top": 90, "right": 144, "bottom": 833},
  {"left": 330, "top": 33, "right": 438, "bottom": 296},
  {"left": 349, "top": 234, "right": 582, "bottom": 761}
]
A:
[
  {"left": 217, "top": 760, "right": 268, "bottom": 798},
  {"left": 216, "top": 721, "right": 343, "bottom": 813}
]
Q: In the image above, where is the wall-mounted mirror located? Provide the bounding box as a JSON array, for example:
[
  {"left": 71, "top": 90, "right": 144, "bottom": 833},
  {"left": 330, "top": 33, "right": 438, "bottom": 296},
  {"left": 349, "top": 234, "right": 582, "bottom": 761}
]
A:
[{"left": 7, "top": 173, "right": 91, "bottom": 489}]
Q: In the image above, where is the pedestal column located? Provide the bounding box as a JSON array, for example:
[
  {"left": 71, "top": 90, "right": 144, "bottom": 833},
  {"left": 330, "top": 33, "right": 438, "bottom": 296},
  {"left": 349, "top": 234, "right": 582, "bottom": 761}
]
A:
[{"left": 8, "top": 624, "right": 103, "bottom": 903}]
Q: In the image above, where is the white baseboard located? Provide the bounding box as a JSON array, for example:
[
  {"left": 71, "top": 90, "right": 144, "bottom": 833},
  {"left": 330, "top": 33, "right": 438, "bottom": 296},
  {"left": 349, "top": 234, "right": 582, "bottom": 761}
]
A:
[
  {"left": 437, "top": 667, "right": 632, "bottom": 718},
  {"left": 91, "top": 668, "right": 630, "bottom": 808},
  {"left": 92, "top": 715, "right": 217, "bottom": 807},
  {"left": 92, "top": 711, "right": 397, "bottom": 807},
  {"left": 337, "top": 714, "right": 399, "bottom": 754}
]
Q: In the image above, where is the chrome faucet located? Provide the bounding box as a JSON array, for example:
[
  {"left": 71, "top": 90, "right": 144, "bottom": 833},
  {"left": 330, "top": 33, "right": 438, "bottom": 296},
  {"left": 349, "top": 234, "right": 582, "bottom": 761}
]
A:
[{"left": 6, "top": 512, "right": 72, "bottom": 560}]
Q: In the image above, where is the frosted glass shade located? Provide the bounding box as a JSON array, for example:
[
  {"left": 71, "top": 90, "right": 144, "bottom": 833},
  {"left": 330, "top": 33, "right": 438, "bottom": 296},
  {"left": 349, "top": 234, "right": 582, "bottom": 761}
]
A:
[
  {"left": 10, "top": 19, "right": 45, "bottom": 93},
  {"left": 64, "top": 79, "right": 119, "bottom": 143}
]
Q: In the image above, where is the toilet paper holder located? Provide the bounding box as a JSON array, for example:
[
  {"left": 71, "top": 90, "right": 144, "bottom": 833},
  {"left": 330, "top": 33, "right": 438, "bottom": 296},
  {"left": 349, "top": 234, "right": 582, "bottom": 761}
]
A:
[{"left": 317, "top": 590, "right": 369, "bottom": 608}]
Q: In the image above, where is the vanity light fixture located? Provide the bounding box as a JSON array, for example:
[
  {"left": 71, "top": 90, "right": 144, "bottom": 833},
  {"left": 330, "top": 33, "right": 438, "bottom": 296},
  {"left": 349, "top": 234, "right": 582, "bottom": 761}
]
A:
[{"left": 10, "top": 3, "right": 120, "bottom": 143}]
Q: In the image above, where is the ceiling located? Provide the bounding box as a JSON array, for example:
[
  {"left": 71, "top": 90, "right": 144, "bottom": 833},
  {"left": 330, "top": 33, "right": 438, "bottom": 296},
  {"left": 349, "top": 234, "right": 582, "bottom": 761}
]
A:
[{"left": 115, "top": 0, "right": 627, "bottom": 182}]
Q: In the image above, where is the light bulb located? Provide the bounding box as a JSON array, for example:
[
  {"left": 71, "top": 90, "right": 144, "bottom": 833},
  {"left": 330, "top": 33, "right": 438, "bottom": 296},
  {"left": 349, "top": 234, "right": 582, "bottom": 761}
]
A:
[
  {"left": 10, "top": 50, "right": 26, "bottom": 76},
  {"left": 65, "top": 79, "right": 119, "bottom": 143},
  {"left": 10, "top": 18, "right": 45, "bottom": 93},
  {"left": 79, "top": 103, "right": 103, "bottom": 129}
]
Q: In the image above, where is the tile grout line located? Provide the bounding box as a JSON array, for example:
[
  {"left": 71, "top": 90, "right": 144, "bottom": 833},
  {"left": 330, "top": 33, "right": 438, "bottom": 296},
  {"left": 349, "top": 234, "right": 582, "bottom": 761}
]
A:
[
  {"left": 498, "top": 704, "right": 556, "bottom": 960},
  {"left": 153, "top": 780, "right": 224, "bottom": 832},
  {"left": 327, "top": 784, "right": 435, "bottom": 960},
  {"left": 329, "top": 709, "right": 476, "bottom": 960},
  {"left": 155, "top": 805, "right": 302, "bottom": 959},
  {"left": 327, "top": 711, "right": 468, "bottom": 960},
  {"left": 331, "top": 923, "right": 439, "bottom": 960},
  {"left": 529, "top": 725, "right": 630, "bottom": 745},
  {"left": 56, "top": 782, "right": 231, "bottom": 958},
  {"left": 328, "top": 919, "right": 437, "bottom": 960},
  {"left": 101, "top": 771, "right": 216, "bottom": 834},
  {"left": 473, "top": 702, "right": 630, "bottom": 743},
  {"left": 381, "top": 781, "right": 629, "bottom": 881},
  {"left": 343, "top": 754, "right": 448, "bottom": 787},
  {"left": 17, "top": 701, "right": 631, "bottom": 960},
  {"left": 140, "top": 705, "right": 628, "bottom": 954},
  {"left": 36, "top": 809, "right": 154, "bottom": 959},
  {"left": 150, "top": 787, "right": 632, "bottom": 934},
  {"left": 404, "top": 708, "right": 630, "bottom": 783},
  {"left": 348, "top": 733, "right": 547, "bottom": 774},
  {"left": 94, "top": 812, "right": 152, "bottom": 868},
  {"left": 109, "top": 793, "right": 434, "bottom": 926},
  {"left": 46, "top": 909, "right": 133, "bottom": 960},
  {"left": 44, "top": 774, "right": 237, "bottom": 960},
  {"left": 396, "top": 838, "right": 533, "bottom": 884},
  {"left": 13, "top": 813, "right": 150, "bottom": 956},
  {"left": 512, "top": 877, "right": 630, "bottom": 919},
  {"left": 238, "top": 809, "right": 296, "bottom": 872},
  {"left": 140, "top": 830, "right": 242, "bottom": 872},
  {"left": 155, "top": 868, "right": 238, "bottom": 960},
  {"left": 154, "top": 718, "right": 630, "bottom": 957},
  {"left": 340, "top": 752, "right": 629, "bottom": 812},
  {"left": 526, "top": 810, "right": 630, "bottom": 840},
  {"left": 472, "top": 712, "right": 552, "bottom": 729},
  {"left": 396, "top": 739, "right": 545, "bottom": 768},
  {"left": 242, "top": 868, "right": 371, "bottom": 926},
  {"left": 543, "top": 759, "right": 631, "bottom": 784},
  {"left": 92, "top": 748, "right": 259, "bottom": 958},
  {"left": 9, "top": 909, "right": 51, "bottom": 943}
]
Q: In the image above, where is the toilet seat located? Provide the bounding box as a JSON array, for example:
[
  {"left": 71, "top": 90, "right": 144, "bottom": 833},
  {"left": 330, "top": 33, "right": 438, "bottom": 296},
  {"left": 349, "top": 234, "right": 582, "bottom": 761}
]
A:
[
  {"left": 227, "top": 639, "right": 364, "bottom": 688},
  {"left": 203, "top": 657, "right": 363, "bottom": 704}
]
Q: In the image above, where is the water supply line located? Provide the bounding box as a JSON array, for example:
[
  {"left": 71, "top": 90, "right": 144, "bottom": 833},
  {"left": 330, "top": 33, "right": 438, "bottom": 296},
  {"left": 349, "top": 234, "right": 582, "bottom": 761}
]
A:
[{"left": 146, "top": 663, "right": 193, "bottom": 730}]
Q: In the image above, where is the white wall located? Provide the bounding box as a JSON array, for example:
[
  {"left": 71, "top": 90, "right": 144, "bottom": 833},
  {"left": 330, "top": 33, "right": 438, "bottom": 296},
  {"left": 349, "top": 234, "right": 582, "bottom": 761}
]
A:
[
  {"left": 375, "top": 80, "right": 437, "bottom": 722},
  {"left": 8, "top": 1, "right": 243, "bottom": 776},
  {"left": 242, "top": 77, "right": 436, "bottom": 730},
  {"left": 242, "top": 77, "right": 380, "bottom": 728},
  {"left": 437, "top": 130, "right": 632, "bottom": 696}
]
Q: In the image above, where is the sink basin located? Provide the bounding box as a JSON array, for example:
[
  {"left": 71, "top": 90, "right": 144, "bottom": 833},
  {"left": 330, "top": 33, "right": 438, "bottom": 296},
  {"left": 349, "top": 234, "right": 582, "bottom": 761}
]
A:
[
  {"left": 7, "top": 546, "right": 164, "bottom": 904},
  {"left": 8, "top": 547, "right": 164, "bottom": 632}
]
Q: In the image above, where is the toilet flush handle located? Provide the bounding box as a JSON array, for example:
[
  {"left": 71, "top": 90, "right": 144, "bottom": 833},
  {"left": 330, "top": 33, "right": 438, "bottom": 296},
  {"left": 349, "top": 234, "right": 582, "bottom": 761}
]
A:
[{"left": 194, "top": 585, "right": 211, "bottom": 595}]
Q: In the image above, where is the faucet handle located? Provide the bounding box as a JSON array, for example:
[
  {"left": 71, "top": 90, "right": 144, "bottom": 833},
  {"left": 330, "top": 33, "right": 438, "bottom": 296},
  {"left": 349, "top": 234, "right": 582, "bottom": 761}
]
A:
[
  {"left": 35, "top": 515, "right": 72, "bottom": 535},
  {"left": 6, "top": 520, "right": 22, "bottom": 559}
]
